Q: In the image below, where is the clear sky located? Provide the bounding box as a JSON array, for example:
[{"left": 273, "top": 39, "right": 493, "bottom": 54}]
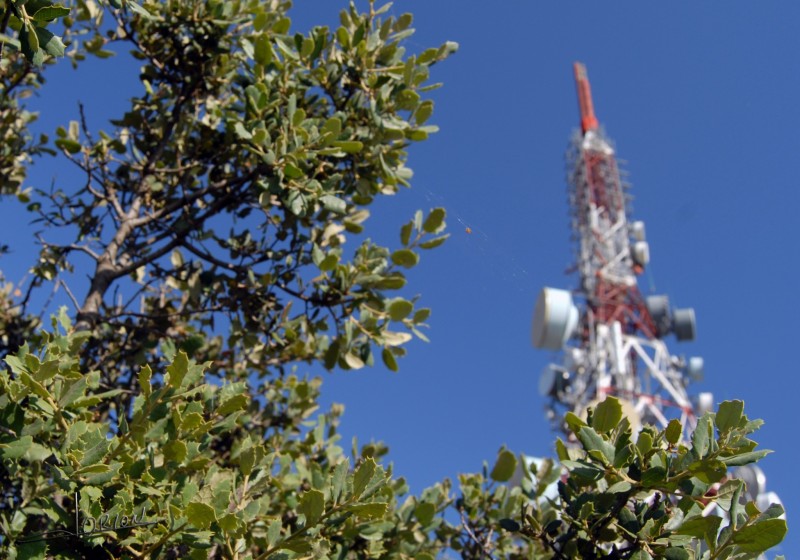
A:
[{"left": 4, "top": 2, "right": 798, "bottom": 557}]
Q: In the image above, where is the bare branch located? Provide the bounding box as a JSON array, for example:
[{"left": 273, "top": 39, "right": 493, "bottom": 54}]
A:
[{"left": 59, "top": 279, "right": 81, "bottom": 312}]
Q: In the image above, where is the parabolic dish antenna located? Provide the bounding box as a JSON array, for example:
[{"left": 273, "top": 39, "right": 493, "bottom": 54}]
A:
[{"left": 532, "top": 287, "right": 579, "bottom": 350}]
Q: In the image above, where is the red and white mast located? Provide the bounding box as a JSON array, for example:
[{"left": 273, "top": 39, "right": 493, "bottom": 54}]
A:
[
  {"left": 529, "top": 60, "right": 780, "bottom": 520},
  {"left": 532, "top": 63, "right": 707, "bottom": 439}
]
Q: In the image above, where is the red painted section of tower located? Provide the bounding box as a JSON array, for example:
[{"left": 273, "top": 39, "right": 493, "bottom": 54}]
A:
[
  {"left": 574, "top": 62, "right": 599, "bottom": 133},
  {"left": 572, "top": 62, "right": 657, "bottom": 339}
]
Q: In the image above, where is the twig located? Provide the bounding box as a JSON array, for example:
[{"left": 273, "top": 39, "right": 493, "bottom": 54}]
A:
[
  {"left": 59, "top": 279, "right": 81, "bottom": 312},
  {"left": 458, "top": 506, "right": 496, "bottom": 560}
]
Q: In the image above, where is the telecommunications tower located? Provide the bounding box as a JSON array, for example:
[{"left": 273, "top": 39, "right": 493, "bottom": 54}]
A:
[
  {"left": 532, "top": 62, "right": 709, "bottom": 440},
  {"left": 530, "top": 62, "right": 779, "bottom": 512}
]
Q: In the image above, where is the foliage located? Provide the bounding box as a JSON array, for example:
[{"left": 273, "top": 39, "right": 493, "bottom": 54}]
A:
[
  {"left": 0, "top": 0, "right": 786, "bottom": 559},
  {"left": 0, "top": 324, "right": 454, "bottom": 559},
  {"left": 2, "top": 0, "right": 455, "bottom": 416},
  {"left": 450, "top": 397, "right": 786, "bottom": 559}
]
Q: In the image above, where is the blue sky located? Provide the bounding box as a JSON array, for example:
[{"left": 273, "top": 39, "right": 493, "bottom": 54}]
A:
[{"left": 4, "top": 2, "right": 798, "bottom": 556}]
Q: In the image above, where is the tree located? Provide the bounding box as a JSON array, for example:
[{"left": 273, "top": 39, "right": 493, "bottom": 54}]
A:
[{"left": 0, "top": 1, "right": 786, "bottom": 559}]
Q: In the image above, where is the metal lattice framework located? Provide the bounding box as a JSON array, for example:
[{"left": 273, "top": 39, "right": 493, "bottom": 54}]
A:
[
  {"left": 535, "top": 63, "right": 699, "bottom": 439},
  {"left": 530, "top": 60, "right": 781, "bottom": 526}
]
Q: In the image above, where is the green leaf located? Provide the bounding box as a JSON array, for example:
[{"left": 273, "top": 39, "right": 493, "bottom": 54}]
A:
[
  {"left": 319, "top": 254, "right": 339, "bottom": 271},
  {"left": 688, "top": 459, "right": 727, "bottom": 484},
  {"left": 391, "top": 249, "right": 418, "bottom": 268},
  {"left": 375, "top": 274, "right": 406, "bottom": 290},
  {"left": 613, "top": 443, "right": 634, "bottom": 468},
  {"left": 640, "top": 466, "right": 667, "bottom": 486},
  {"left": 55, "top": 138, "right": 81, "bottom": 154},
  {"left": 419, "top": 234, "right": 449, "bottom": 249},
  {"left": 382, "top": 331, "right": 412, "bottom": 347},
  {"left": 731, "top": 518, "right": 787, "bottom": 553},
  {"left": 0, "top": 436, "right": 44, "bottom": 461},
  {"left": 16, "top": 539, "right": 47, "bottom": 560},
  {"left": 267, "top": 518, "right": 282, "bottom": 547},
  {"left": 34, "top": 26, "right": 65, "bottom": 57},
  {"left": 331, "top": 459, "right": 348, "bottom": 504},
  {"left": 25, "top": 442, "right": 52, "bottom": 462},
  {"left": 4, "top": 354, "right": 29, "bottom": 375},
  {"left": 165, "top": 351, "right": 189, "bottom": 388},
  {"left": 344, "top": 351, "right": 365, "bottom": 369},
  {"left": 218, "top": 513, "right": 239, "bottom": 533},
  {"left": 721, "top": 449, "right": 771, "bottom": 466},
  {"left": 387, "top": 299, "right": 413, "bottom": 321},
  {"left": 254, "top": 33, "right": 272, "bottom": 65},
  {"left": 564, "top": 411, "right": 587, "bottom": 435},
  {"left": 415, "top": 100, "right": 434, "bottom": 125},
  {"left": 292, "top": 108, "right": 306, "bottom": 127},
  {"left": 607, "top": 480, "right": 632, "bottom": 493},
  {"left": 414, "top": 502, "right": 435, "bottom": 526},
  {"left": 33, "top": 359, "right": 59, "bottom": 382},
  {"left": 0, "top": 32, "right": 20, "bottom": 50},
  {"left": 73, "top": 463, "right": 111, "bottom": 476},
  {"left": 412, "top": 308, "right": 431, "bottom": 323},
  {"left": 331, "top": 141, "right": 363, "bottom": 153},
  {"left": 323, "top": 117, "right": 342, "bottom": 135},
  {"left": 714, "top": 479, "right": 743, "bottom": 512},
  {"left": 663, "top": 548, "right": 689, "bottom": 560},
  {"left": 400, "top": 222, "right": 413, "bottom": 246},
  {"left": 715, "top": 400, "right": 744, "bottom": 433},
  {"left": 234, "top": 122, "right": 252, "bottom": 140},
  {"left": 164, "top": 440, "right": 187, "bottom": 463},
  {"left": 286, "top": 189, "right": 308, "bottom": 215},
  {"left": 126, "top": 1, "right": 157, "bottom": 20},
  {"left": 347, "top": 502, "right": 387, "bottom": 519},
  {"left": 181, "top": 412, "right": 204, "bottom": 432},
  {"left": 59, "top": 375, "right": 91, "bottom": 408},
  {"left": 240, "top": 446, "right": 256, "bottom": 475},
  {"left": 20, "top": 24, "right": 40, "bottom": 66},
  {"left": 561, "top": 459, "right": 604, "bottom": 483},
  {"left": 298, "top": 489, "right": 325, "bottom": 526},
  {"left": 138, "top": 365, "right": 152, "bottom": 397},
  {"left": 665, "top": 418, "right": 682, "bottom": 445},
  {"left": 591, "top": 396, "right": 622, "bottom": 433},
  {"left": 217, "top": 394, "right": 248, "bottom": 415},
  {"left": 490, "top": 449, "right": 517, "bottom": 482},
  {"left": 676, "top": 515, "right": 722, "bottom": 550},
  {"left": 320, "top": 195, "right": 346, "bottom": 214},
  {"left": 422, "top": 208, "right": 445, "bottom": 234},
  {"left": 555, "top": 438, "right": 570, "bottom": 461},
  {"left": 71, "top": 388, "right": 125, "bottom": 410},
  {"left": 577, "top": 426, "right": 615, "bottom": 463},
  {"left": 692, "top": 415, "right": 712, "bottom": 459},
  {"left": 757, "top": 503, "right": 785, "bottom": 521},
  {"left": 186, "top": 502, "right": 217, "bottom": 530},
  {"left": 381, "top": 348, "right": 398, "bottom": 372},
  {"left": 353, "top": 458, "right": 377, "bottom": 497},
  {"left": 729, "top": 479, "right": 743, "bottom": 530},
  {"left": 19, "top": 373, "right": 49, "bottom": 402},
  {"left": 636, "top": 431, "right": 653, "bottom": 456}
]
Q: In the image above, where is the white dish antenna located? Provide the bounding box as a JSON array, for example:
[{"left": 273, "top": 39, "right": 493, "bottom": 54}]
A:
[{"left": 532, "top": 287, "right": 579, "bottom": 350}]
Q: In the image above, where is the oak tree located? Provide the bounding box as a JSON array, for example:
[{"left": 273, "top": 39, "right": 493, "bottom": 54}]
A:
[{"left": 0, "top": 1, "right": 786, "bottom": 559}]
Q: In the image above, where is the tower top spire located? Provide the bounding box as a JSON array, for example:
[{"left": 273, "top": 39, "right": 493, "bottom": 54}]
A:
[{"left": 573, "top": 62, "right": 599, "bottom": 134}]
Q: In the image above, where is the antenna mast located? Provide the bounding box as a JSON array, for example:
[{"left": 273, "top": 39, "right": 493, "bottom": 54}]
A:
[
  {"left": 532, "top": 63, "right": 705, "bottom": 439},
  {"left": 530, "top": 60, "right": 781, "bottom": 521}
]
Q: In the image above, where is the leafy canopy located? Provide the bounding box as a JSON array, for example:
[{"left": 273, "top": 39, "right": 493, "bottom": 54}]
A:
[{"left": 0, "top": 1, "right": 786, "bottom": 559}]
